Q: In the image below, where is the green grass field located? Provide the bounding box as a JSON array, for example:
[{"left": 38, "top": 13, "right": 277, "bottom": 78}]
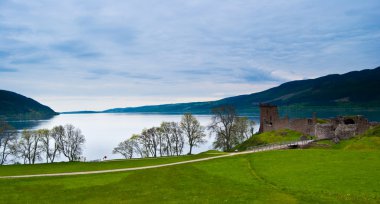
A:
[
  {"left": 1, "top": 149, "right": 379, "bottom": 203},
  {"left": 1, "top": 126, "right": 379, "bottom": 203},
  {"left": 0, "top": 151, "right": 225, "bottom": 176}
]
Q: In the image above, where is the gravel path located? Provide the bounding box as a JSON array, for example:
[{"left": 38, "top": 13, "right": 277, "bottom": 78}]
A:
[{"left": 0, "top": 140, "right": 313, "bottom": 179}]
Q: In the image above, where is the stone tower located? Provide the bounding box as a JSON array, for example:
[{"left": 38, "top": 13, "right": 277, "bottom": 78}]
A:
[{"left": 259, "top": 103, "right": 280, "bottom": 133}]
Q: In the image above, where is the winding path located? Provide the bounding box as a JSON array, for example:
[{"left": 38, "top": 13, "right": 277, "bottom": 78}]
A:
[{"left": 0, "top": 140, "right": 313, "bottom": 179}]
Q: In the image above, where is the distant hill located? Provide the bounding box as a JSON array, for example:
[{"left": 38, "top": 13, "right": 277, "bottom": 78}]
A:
[
  {"left": 104, "top": 66, "right": 380, "bottom": 116},
  {"left": 0, "top": 90, "right": 58, "bottom": 120}
]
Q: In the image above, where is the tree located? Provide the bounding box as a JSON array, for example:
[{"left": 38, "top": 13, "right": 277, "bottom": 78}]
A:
[
  {"left": 209, "top": 106, "right": 255, "bottom": 151},
  {"left": 156, "top": 126, "right": 166, "bottom": 157},
  {"left": 56, "top": 124, "right": 85, "bottom": 162},
  {"left": 234, "top": 117, "right": 256, "bottom": 140},
  {"left": 180, "top": 113, "right": 206, "bottom": 155},
  {"left": 37, "top": 129, "right": 51, "bottom": 163},
  {"left": 129, "top": 134, "right": 147, "bottom": 158},
  {"left": 0, "top": 120, "right": 17, "bottom": 165},
  {"left": 159, "top": 122, "right": 184, "bottom": 156},
  {"left": 170, "top": 122, "right": 185, "bottom": 156},
  {"left": 47, "top": 126, "right": 65, "bottom": 163},
  {"left": 140, "top": 127, "right": 159, "bottom": 157},
  {"left": 113, "top": 139, "right": 134, "bottom": 159},
  {"left": 18, "top": 129, "right": 41, "bottom": 164},
  {"left": 160, "top": 122, "right": 173, "bottom": 156}
]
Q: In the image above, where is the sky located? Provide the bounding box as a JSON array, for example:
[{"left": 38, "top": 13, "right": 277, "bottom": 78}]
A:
[{"left": 1, "top": 0, "right": 380, "bottom": 112}]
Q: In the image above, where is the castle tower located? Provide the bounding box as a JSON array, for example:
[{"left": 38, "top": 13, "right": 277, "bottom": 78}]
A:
[{"left": 259, "top": 103, "right": 280, "bottom": 133}]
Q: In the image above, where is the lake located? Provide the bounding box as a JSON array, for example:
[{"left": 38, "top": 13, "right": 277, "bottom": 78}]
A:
[
  {"left": 10, "top": 113, "right": 260, "bottom": 161},
  {"left": 8, "top": 107, "right": 379, "bottom": 163}
]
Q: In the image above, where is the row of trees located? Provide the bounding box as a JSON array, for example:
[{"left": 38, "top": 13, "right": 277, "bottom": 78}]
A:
[
  {"left": 0, "top": 122, "right": 85, "bottom": 165},
  {"left": 113, "top": 113, "right": 205, "bottom": 159},
  {"left": 113, "top": 106, "right": 256, "bottom": 159}
]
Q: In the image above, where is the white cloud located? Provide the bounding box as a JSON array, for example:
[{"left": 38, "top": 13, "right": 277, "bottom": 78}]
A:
[{"left": 0, "top": 0, "right": 379, "bottom": 111}]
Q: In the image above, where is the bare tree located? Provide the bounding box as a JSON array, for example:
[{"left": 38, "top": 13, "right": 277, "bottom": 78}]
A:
[
  {"left": 160, "top": 122, "right": 172, "bottom": 156},
  {"left": 18, "top": 129, "right": 41, "bottom": 164},
  {"left": 38, "top": 129, "right": 51, "bottom": 163},
  {"left": 56, "top": 124, "right": 85, "bottom": 162},
  {"left": 140, "top": 128, "right": 159, "bottom": 157},
  {"left": 113, "top": 139, "right": 134, "bottom": 159},
  {"left": 0, "top": 121, "right": 18, "bottom": 165},
  {"left": 170, "top": 122, "right": 185, "bottom": 156},
  {"left": 157, "top": 127, "right": 166, "bottom": 157},
  {"left": 159, "top": 122, "right": 185, "bottom": 156},
  {"left": 47, "top": 126, "right": 64, "bottom": 163},
  {"left": 130, "top": 134, "right": 147, "bottom": 158},
  {"left": 209, "top": 106, "right": 255, "bottom": 151},
  {"left": 234, "top": 117, "right": 256, "bottom": 140},
  {"left": 180, "top": 113, "right": 206, "bottom": 155}
]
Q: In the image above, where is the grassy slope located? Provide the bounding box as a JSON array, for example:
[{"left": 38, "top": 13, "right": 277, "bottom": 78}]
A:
[
  {"left": 1, "top": 127, "right": 380, "bottom": 203},
  {"left": 0, "top": 151, "right": 224, "bottom": 176},
  {"left": 0, "top": 150, "right": 379, "bottom": 203},
  {"left": 233, "top": 129, "right": 307, "bottom": 151}
]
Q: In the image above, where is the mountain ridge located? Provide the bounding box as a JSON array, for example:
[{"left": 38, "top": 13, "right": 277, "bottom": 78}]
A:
[
  {"left": 0, "top": 90, "right": 58, "bottom": 120},
  {"left": 103, "top": 66, "right": 380, "bottom": 115}
]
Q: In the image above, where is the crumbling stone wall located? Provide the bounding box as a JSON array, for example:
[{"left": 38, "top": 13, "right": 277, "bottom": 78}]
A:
[
  {"left": 289, "top": 119, "right": 316, "bottom": 136},
  {"left": 315, "top": 124, "right": 334, "bottom": 139},
  {"left": 259, "top": 104, "right": 316, "bottom": 136},
  {"left": 258, "top": 104, "right": 373, "bottom": 140},
  {"left": 335, "top": 124, "right": 357, "bottom": 139}
]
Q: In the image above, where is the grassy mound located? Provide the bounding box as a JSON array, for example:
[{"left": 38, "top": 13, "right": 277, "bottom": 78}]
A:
[
  {"left": 233, "top": 129, "right": 310, "bottom": 151},
  {"left": 198, "top": 150, "right": 226, "bottom": 155}
]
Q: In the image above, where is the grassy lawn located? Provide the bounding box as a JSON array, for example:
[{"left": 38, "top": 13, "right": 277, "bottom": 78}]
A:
[
  {"left": 234, "top": 129, "right": 309, "bottom": 151},
  {"left": 1, "top": 126, "right": 379, "bottom": 203},
  {"left": 0, "top": 151, "right": 225, "bottom": 176},
  {"left": 1, "top": 149, "right": 379, "bottom": 203}
]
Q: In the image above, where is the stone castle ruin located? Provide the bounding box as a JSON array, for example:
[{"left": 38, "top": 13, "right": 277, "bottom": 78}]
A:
[{"left": 259, "top": 103, "right": 377, "bottom": 141}]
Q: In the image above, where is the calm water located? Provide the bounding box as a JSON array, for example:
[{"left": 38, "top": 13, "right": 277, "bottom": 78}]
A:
[
  {"left": 11, "top": 107, "right": 378, "bottom": 162},
  {"left": 10, "top": 113, "right": 259, "bottom": 161}
]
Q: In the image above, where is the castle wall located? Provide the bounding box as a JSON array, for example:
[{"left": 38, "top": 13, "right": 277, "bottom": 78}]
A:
[
  {"left": 258, "top": 104, "right": 372, "bottom": 140},
  {"left": 335, "top": 124, "right": 357, "bottom": 139},
  {"left": 315, "top": 124, "right": 334, "bottom": 139},
  {"left": 259, "top": 104, "right": 280, "bottom": 133},
  {"left": 289, "top": 119, "right": 316, "bottom": 136}
]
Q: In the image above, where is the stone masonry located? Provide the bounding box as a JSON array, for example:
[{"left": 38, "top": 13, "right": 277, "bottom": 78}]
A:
[{"left": 259, "top": 103, "right": 374, "bottom": 140}]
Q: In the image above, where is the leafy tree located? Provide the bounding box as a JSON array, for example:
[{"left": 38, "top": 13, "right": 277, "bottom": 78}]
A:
[{"left": 180, "top": 113, "right": 206, "bottom": 155}]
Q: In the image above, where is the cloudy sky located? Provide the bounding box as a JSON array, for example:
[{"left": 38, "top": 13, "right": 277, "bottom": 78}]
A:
[{"left": 1, "top": 0, "right": 379, "bottom": 112}]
